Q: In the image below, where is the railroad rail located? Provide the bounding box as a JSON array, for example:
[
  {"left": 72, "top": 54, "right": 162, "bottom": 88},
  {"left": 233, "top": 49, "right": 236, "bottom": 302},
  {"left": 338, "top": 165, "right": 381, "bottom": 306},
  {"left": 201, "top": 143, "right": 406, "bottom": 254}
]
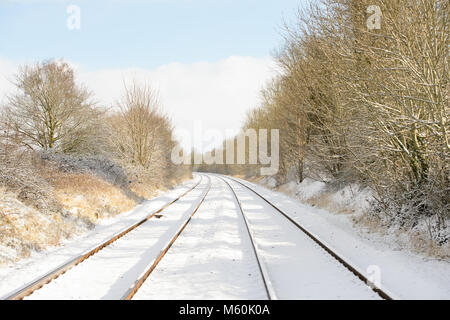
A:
[
  {"left": 2, "top": 176, "right": 205, "bottom": 300},
  {"left": 218, "top": 176, "right": 277, "bottom": 300},
  {"left": 122, "top": 175, "right": 212, "bottom": 300},
  {"left": 221, "top": 175, "right": 394, "bottom": 300}
]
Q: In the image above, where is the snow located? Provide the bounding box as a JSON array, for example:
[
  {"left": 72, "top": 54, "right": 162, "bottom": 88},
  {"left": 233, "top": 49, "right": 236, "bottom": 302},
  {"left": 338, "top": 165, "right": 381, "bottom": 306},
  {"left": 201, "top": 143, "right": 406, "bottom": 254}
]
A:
[
  {"left": 277, "top": 178, "right": 373, "bottom": 214},
  {"left": 0, "top": 175, "right": 201, "bottom": 299},
  {"left": 136, "top": 175, "right": 379, "bottom": 300},
  {"left": 225, "top": 177, "right": 380, "bottom": 300},
  {"left": 1, "top": 173, "right": 448, "bottom": 300},
  {"left": 133, "top": 175, "right": 267, "bottom": 300},
  {"left": 234, "top": 177, "right": 450, "bottom": 300},
  {"left": 22, "top": 176, "right": 209, "bottom": 300},
  {"left": 292, "top": 178, "right": 326, "bottom": 201}
]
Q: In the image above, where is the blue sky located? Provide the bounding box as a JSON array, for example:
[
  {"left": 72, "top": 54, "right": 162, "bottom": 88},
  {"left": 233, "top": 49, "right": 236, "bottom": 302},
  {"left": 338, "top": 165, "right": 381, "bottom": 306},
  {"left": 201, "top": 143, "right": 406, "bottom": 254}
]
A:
[
  {"left": 0, "top": 0, "right": 305, "bottom": 70},
  {"left": 0, "top": 0, "right": 307, "bottom": 151}
]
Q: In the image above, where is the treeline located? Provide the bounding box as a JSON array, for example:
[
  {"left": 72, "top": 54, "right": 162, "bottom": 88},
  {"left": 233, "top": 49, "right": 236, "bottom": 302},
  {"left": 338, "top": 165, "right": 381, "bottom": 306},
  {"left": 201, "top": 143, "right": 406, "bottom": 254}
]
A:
[
  {"left": 205, "top": 0, "right": 449, "bottom": 241},
  {"left": 1, "top": 60, "right": 189, "bottom": 199}
]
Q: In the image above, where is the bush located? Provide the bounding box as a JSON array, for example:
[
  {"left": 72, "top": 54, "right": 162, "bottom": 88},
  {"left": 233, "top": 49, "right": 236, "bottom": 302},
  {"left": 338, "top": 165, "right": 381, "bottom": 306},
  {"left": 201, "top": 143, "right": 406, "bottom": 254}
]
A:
[
  {"left": 0, "top": 153, "right": 59, "bottom": 212},
  {"left": 40, "top": 151, "right": 130, "bottom": 189}
]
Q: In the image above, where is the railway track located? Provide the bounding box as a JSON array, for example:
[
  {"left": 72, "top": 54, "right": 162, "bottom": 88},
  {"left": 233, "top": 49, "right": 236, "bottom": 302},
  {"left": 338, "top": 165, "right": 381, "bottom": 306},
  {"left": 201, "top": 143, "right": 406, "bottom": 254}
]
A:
[
  {"left": 2, "top": 173, "right": 395, "bottom": 300},
  {"left": 122, "top": 175, "right": 211, "bottom": 300},
  {"left": 218, "top": 176, "right": 277, "bottom": 300},
  {"left": 219, "top": 175, "right": 394, "bottom": 300},
  {"left": 2, "top": 175, "right": 208, "bottom": 300}
]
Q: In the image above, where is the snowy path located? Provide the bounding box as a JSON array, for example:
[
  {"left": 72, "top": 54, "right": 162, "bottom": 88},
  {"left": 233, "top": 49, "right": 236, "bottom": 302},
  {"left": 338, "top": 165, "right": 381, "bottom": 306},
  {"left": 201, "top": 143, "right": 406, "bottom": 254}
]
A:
[
  {"left": 0, "top": 175, "right": 202, "bottom": 298},
  {"left": 3, "top": 173, "right": 448, "bottom": 300},
  {"left": 223, "top": 177, "right": 380, "bottom": 300},
  {"left": 133, "top": 175, "right": 267, "bottom": 300},
  {"left": 23, "top": 176, "right": 210, "bottom": 300},
  {"left": 232, "top": 177, "right": 450, "bottom": 300}
]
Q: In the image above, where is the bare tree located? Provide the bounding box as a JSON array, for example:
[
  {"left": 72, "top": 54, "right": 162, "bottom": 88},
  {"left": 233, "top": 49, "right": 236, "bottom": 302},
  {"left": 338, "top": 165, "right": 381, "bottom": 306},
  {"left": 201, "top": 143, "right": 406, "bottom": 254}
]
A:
[
  {"left": 112, "top": 81, "right": 164, "bottom": 167},
  {"left": 218, "top": 0, "right": 448, "bottom": 240},
  {"left": 5, "top": 60, "right": 100, "bottom": 153},
  {"left": 109, "top": 80, "right": 180, "bottom": 190}
]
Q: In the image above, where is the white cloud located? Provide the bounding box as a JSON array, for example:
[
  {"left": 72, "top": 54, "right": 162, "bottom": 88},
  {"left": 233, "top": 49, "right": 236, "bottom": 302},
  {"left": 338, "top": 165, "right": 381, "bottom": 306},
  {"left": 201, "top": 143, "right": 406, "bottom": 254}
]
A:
[
  {"left": 0, "top": 58, "right": 20, "bottom": 102},
  {"left": 0, "top": 56, "right": 278, "bottom": 151}
]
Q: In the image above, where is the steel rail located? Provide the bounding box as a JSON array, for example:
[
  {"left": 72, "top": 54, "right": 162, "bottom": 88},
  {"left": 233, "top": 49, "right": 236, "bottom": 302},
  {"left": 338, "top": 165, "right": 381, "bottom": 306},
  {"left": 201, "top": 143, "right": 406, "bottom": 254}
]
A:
[
  {"left": 122, "top": 175, "right": 212, "bottom": 300},
  {"left": 217, "top": 176, "right": 277, "bottom": 300},
  {"left": 222, "top": 175, "right": 394, "bottom": 300},
  {"left": 2, "top": 176, "right": 204, "bottom": 300}
]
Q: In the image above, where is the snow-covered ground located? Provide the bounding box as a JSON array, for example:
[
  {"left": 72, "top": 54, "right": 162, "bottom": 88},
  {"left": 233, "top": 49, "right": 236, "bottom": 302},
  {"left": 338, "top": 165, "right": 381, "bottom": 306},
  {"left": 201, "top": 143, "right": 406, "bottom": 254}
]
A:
[
  {"left": 24, "top": 176, "right": 209, "bottom": 300},
  {"left": 0, "top": 175, "right": 201, "bottom": 299},
  {"left": 225, "top": 177, "right": 380, "bottom": 300},
  {"left": 1, "top": 173, "right": 448, "bottom": 300},
  {"left": 133, "top": 175, "right": 267, "bottom": 300},
  {"left": 235, "top": 177, "right": 450, "bottom": 300},
  {"left": 134, "top": 175, "right": 379, "bottom": 300}
]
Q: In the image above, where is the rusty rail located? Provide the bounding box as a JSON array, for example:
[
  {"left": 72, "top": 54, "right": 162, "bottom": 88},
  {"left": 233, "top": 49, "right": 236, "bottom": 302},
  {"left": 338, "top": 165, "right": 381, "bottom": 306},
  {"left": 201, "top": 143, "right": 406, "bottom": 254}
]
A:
[
  {"left": 2, "top": 176, "right": 204, "bottom": 300},
  {"left": 218, "top": 176, "right": 277, "bottom": 300},
  {"left": 222, "top": 175, "right": 394, "bottom": 300},
  {"left": 122, "top": 175, "right": 212, "bottom": 300}
]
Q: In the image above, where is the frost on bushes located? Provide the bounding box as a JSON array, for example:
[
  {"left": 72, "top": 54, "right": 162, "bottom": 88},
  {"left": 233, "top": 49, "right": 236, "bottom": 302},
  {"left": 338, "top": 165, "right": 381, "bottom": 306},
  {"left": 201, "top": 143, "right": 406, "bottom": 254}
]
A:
[
  {"left": 369, "top": 180, "right": 449, "bottom": 246},
  {"left": 0, "top": 158, "right": 59, "bottom": 213},
  {"left": 0, "top": 155, "right": 97, "bottom": 264},
  {"left": 40, "top": 151, "right": 129, "bottom": 189},
  {"left": 0, "top": 198, "right": 95, "bottom": 265}
]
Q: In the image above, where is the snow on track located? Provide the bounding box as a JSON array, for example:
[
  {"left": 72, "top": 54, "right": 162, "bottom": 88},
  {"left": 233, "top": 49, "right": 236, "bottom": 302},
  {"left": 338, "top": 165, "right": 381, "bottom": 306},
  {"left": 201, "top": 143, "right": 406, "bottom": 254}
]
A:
[
  {"left": 224, "top": 177, "right": 381, "bottom": 300},
  {"left": 133, "top": 175, "right": 267, "bottom": 300},
  {"left": 231, "top": 177, "right": 450, "bottom": 300},
  {"left": 7, "top": 173, "right": 442, "bottom": 300},
  {"left": 23, "top": 177, "right": 210, "bottom": 300},
  {"left": 0, "top": 176, "right": 202, "bottom": 298}
]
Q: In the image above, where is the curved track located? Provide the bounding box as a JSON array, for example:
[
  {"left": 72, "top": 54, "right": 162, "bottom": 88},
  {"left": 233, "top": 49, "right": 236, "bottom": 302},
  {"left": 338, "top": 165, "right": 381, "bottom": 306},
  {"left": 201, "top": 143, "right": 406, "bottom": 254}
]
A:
[
  {"left": 122, "top": 176, "right": 211, "bottom": 300},
  {"left": 221, "top": 174, "right": 393, "bottom": 300},
  {"left": 218, "top": 176, "right": 277, "bottom": 300},
  {"left": 2, "top": 175, "right": 207, "bottom": 300},
  {"left": 2, "top": 174, "right": 395, "bottom": 300}
]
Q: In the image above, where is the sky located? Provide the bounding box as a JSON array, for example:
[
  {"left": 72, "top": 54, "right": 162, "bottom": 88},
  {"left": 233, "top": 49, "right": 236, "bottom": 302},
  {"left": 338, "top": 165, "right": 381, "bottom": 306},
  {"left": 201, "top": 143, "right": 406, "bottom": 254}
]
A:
[{"left": 0, "top": 0, "right": 307, "bottom": 151}]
